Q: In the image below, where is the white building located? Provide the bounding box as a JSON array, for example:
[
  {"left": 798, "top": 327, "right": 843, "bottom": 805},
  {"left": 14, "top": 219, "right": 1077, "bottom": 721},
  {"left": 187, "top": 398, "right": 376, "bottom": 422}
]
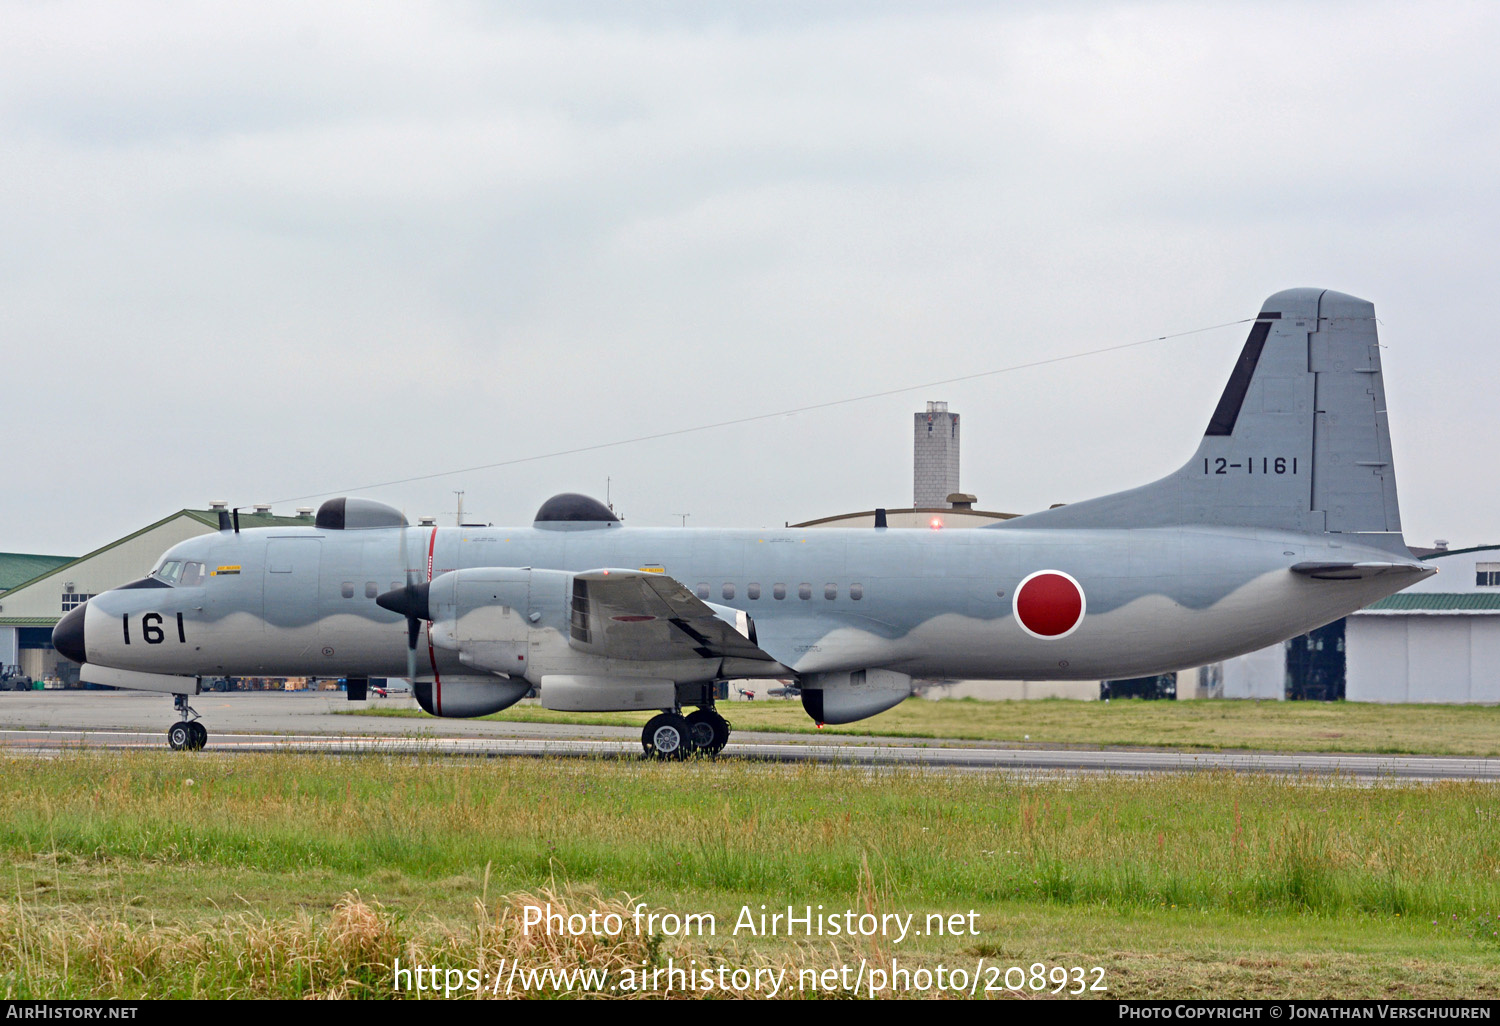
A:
[{"left": 1345, "top": 545, "right": 1500, "bottom": 703}]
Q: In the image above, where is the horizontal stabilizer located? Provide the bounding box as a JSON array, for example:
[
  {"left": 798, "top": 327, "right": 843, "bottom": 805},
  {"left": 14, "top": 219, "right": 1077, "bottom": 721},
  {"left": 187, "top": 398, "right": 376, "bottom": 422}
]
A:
[{"left": 1289, "top": 562, "right": 1434, "bottom": 581}]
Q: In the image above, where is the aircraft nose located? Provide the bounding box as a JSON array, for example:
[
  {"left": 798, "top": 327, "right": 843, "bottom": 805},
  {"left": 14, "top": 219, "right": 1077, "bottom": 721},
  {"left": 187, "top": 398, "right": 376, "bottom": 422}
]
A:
[{"left": 53, "top": 604, "right": 87, "bottom": 664}]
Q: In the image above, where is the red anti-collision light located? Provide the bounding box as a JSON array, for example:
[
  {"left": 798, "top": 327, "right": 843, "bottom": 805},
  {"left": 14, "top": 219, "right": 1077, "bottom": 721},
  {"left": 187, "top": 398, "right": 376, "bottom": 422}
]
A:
[{"left": 1013, "top": 570, "right": 1086, "bottom": 640}]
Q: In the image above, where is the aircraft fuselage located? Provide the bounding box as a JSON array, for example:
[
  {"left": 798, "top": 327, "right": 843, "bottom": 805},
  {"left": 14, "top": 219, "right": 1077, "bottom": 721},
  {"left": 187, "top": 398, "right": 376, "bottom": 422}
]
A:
[{"left": 75, "top": 521, "right": 1413, "bottom": 684}]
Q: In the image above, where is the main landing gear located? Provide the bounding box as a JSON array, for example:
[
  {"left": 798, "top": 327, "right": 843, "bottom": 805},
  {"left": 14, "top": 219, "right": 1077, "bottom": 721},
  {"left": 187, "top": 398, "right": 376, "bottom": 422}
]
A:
[
  {"left": 167, "top": 693, "right": 208, "bottom": 751},
  {"left": 642, "top": 707, "right": 730, "bottom": 760}
]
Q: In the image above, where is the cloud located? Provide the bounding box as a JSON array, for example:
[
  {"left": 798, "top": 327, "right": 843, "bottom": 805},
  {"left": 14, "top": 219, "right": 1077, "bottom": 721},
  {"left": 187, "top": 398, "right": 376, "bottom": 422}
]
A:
[{"left": 2, "top": 1, "right": 1496, "bottom": 551}]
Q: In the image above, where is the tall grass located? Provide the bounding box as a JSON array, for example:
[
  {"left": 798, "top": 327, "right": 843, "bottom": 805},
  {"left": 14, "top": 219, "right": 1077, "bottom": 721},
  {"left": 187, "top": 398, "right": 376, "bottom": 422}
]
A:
[
  {"left": 3, "top": 752, "right": 1499, "bottom": 997},
  {"left": 0, "top": 885, "right": 725, "bottom": 998},
  {"left": 3, "top": 752, "right": 1496, "bottom": 922}
]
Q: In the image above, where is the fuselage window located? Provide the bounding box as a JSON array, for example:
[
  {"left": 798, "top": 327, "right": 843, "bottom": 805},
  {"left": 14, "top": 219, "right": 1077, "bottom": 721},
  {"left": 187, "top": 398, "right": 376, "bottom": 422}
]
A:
[
  {"left": 798, "top": 583, "right": 812, "bottom": 600},
  {"left": 773, "top": 583, "right": 786, "bottom": 600},
  {"left": 850, "top": 583, "right": 864, "bottom": 600},
  {"left": 341, "top": 582, "right": 355, "bottom": 599},
  {"left": 722, "top": 583, "right": 735, "bottom": 601},
  {"left": 747, "top": 583, "right": 761, "bottom": 600},
  {"left": 365, "top": 582, "right": 379, "bottom": 599},
  {"left": 696, "top": 583, "right": 710, "bottom": 600},
  {"left": 824, "top": 583, "right": 837, "bottom": 600},
  {"left": 180, "top": 562, "right": 205, "bottom": 586}
]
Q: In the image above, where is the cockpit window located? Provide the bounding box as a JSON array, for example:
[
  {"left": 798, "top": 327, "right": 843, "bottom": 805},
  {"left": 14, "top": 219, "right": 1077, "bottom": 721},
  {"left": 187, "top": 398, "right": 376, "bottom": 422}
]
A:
[{"left": 150, "top": 560, "right": 205, "bottom": 586}]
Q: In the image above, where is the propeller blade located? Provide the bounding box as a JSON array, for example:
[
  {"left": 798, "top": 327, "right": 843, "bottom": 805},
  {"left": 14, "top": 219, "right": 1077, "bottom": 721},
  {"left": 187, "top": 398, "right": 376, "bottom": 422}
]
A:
[{"left": 389, "top": 520, "right": 424, "bottom": 683}]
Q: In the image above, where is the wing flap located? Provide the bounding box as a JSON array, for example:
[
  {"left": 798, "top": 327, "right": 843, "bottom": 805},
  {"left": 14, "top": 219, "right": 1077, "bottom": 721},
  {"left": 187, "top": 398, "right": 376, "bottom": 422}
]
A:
[{"left": 569, "top": 569, "right": 784, "bottom": 665}]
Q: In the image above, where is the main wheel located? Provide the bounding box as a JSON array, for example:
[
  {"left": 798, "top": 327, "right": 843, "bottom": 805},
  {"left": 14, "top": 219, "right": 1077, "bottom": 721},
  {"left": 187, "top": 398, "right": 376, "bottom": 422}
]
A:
[
  {"left": 642, "top": 713, "right": 692, "bottom": 760},
  {"left": 187, "top": 721, "right": 208, "bottom": 751},
  {"left": 685, "top": 709, "right": 730, "bottom": 756},
  {"left": 167, "top": 722, "right": 192, "bottom": 751}
]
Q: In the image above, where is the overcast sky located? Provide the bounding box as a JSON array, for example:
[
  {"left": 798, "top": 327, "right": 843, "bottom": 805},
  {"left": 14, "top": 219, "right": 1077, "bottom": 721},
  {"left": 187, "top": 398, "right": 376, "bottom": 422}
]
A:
[{"left": 4, "top": 1, "right": 1496, "bottom": 556}]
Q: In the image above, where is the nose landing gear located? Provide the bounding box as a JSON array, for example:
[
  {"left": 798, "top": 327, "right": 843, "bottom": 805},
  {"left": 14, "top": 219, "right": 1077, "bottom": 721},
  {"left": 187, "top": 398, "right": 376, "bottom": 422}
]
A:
[{"left": 167, "top": 693, "right": 208, "bottom": 751}]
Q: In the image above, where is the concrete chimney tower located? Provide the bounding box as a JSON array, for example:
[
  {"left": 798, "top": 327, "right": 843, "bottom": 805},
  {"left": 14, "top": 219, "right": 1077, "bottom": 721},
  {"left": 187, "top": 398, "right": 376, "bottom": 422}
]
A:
[{"left": 914, "top": 401, "right": 960, "bottom": 507}]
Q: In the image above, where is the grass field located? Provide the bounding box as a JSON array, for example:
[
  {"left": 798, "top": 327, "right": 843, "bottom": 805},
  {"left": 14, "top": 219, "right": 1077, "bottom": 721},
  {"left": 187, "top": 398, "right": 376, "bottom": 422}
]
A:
[
  {"left": 344, "top": 696, "right": 1500, "bottom": 758},
  {"left": 1, "top": 751, "right": 1497, "bottom": 999}
]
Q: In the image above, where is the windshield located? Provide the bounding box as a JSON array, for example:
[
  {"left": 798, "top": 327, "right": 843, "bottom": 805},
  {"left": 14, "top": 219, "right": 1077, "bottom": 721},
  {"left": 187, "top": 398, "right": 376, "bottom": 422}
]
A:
[{"left": 151, "top": 560, "right": 205, "bottom": 586}]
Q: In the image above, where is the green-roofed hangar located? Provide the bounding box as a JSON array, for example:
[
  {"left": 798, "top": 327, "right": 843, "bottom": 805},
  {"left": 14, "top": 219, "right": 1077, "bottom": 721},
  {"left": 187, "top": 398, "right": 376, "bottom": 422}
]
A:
[
  {"left": 0, "top": 553, "right": 75, "bottom": 593},
  {"left": 0, "top": 506, "right": 315, "bottom": 685}
]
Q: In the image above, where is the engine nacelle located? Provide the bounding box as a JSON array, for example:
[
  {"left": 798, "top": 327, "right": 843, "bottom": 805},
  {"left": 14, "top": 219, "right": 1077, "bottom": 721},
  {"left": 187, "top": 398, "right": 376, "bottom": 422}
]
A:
[
  {"left": 421, "top": 567, "right": 763, "bottom": 686},
  {"left": 800, "top": 669, "right": 912, "bottom": 725},
  {"left": 413, "top": 675, "right": 531, "bottom": 718}
]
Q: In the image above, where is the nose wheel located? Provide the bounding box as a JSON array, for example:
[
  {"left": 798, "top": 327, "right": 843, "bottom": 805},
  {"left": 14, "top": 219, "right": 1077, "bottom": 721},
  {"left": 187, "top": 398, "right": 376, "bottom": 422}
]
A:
[{"left": 167, "top": 694, "right": 208, "bottom": 751}]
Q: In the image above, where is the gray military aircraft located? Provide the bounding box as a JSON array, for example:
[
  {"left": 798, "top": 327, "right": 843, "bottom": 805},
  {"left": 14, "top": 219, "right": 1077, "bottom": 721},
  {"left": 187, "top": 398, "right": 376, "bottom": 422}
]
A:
[{"left": 54, "top": 288, "right": 1434, "bottom": 757}]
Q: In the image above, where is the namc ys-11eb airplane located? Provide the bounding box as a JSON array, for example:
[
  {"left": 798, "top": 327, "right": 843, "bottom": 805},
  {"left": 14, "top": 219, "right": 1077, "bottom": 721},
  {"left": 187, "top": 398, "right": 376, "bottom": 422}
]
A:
[{"left": 54, "top": 289, "right": 1434, "bottom": 757}]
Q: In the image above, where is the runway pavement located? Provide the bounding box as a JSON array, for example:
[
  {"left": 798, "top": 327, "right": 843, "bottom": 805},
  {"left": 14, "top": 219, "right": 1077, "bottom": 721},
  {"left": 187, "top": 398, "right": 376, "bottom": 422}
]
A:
[{"left": 1, "top": 690, "right": 1496, "bottom": 781}]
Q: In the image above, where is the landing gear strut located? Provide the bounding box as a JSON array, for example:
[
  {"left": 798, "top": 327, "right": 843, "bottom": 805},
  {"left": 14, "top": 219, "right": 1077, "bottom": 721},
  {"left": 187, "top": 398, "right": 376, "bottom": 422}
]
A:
[{"left": 167, "top": 693, "right": 208, "bottom": 751}]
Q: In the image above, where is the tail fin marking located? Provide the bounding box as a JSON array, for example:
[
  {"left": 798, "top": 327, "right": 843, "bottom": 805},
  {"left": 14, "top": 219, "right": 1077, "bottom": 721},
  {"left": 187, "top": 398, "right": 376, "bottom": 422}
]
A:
[{"left": 1001, "top": 288, "right": 1405, "bottom": 544}]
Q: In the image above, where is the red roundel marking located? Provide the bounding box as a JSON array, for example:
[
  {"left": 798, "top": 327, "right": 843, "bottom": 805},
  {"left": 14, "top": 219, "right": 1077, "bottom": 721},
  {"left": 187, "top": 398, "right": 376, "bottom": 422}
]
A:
[{"left": 1013, "top": 570, "right": 1085, "bottom": 639}]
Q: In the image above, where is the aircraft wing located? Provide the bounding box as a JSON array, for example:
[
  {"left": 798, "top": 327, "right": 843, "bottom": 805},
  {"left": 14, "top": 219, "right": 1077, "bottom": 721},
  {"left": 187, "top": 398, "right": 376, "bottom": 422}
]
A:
[
  {"left": 568, "top": 569, "right": 782, "bottom": 666},
  {"left": 1290, "top": 561, "right": 1435, "bottom": 581}
]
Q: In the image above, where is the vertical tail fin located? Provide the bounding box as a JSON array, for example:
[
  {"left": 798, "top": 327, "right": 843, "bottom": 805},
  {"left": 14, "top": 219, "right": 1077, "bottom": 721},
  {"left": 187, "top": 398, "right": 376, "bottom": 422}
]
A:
[{"left": 1004, "top": 288, "right": 1406, "bottom": 545}]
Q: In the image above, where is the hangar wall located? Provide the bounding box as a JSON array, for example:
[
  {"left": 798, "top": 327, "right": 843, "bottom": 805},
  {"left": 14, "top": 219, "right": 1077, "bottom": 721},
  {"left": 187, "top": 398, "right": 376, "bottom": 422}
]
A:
[
  {"left": 0, "top": 516, "right": 212, "bottom": 620},
  {"left": 1218, "top": 644, "right": 1287, "bottom": 701},
  {"left": 1346, "top": 614, "right": 1500, "bottom": 704}
]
